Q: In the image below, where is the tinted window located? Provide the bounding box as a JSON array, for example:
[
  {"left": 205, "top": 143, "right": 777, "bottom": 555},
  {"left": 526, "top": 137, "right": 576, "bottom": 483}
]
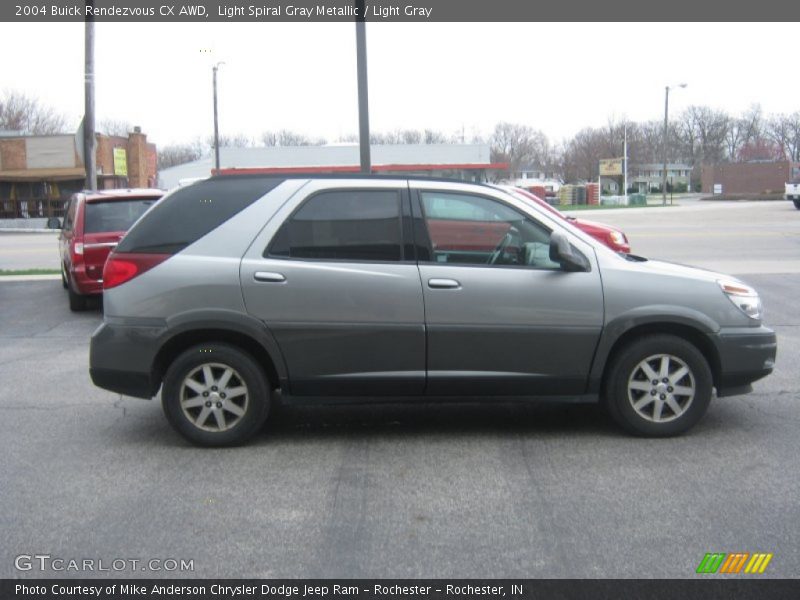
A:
[
  {"left": 420, "top": 191, "right": 559, "bottom": 269},
  {"left": 269, "top": 190, "right": 401, "bottom": 262},
  {"left": 117, "top": 177, "right": 284, "bottom": 254},
  {"left": 84, "top": 198, "right": 158, "bottom": 234}
]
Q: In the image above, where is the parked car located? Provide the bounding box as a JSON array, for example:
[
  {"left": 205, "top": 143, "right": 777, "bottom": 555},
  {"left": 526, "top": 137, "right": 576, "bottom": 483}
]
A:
[
  {"left": 786, "top": 178, "right": 800, "bottom": 209},
  {"left": 502, "top": 186, "right": 631, "bottom": 252},
  {"left": 89, "top": 176, "right": 776, "bottom": 446},
  {"left": 58, "top": 189, "right": 163, "bottom": 311}
]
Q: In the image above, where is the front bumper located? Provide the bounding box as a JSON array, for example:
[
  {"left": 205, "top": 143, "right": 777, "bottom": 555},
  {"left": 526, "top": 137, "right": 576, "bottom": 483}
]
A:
[
  {"left": 89, "top": 319, "right": 166, "bottom": 399},
  {"left": 711, "top": 325, "right": 777, "bottom": 397}
]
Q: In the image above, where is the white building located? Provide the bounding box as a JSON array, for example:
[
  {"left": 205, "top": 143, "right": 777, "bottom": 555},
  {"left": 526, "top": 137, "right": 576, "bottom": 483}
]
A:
[{"left": 158, "top": 143, "right": 506, "bottom": 189}]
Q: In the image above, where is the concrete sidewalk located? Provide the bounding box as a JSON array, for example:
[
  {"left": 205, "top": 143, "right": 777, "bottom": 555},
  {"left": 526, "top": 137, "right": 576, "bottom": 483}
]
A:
[{"left": 0, "top": 274, "right": 61, "bottom": 282}]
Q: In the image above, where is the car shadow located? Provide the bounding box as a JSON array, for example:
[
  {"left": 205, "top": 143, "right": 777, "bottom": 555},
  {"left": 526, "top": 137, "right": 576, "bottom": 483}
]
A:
[{"left": 255, "top": 399, "right": 617, "bottom": 444}]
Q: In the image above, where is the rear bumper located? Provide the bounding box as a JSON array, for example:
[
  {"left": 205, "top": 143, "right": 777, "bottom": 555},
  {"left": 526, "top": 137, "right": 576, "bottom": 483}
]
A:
[
  {"left": 711, "top": 325, "right": 777, "bottom": 396},
  {"left": 69, "top": 266, "right": 103, "bottom": 295},
  {"left": 89, "top": 319, "right": 166, "bottom": 398}
]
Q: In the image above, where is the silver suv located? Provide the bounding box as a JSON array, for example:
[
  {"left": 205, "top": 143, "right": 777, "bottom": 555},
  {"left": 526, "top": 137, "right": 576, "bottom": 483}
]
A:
[{"left": 89, "top": 176, "right": 777, "bottom": 446}]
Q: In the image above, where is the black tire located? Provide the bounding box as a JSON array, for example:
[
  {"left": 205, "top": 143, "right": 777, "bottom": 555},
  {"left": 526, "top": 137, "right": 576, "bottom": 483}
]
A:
[
  {"left": 793, "top": 199, "right": 800, "bottom": 210},
  {"left": 61, "top": 265, "right": 68, "bottom": 289},
  {"left": 162, "top": 343, "right": 270, "bottom": 447},
  {"left": 67, "top": 284, "right": 88, "bottom": 311},
  {"left": 604, "top": 334, "right": 712, "bottom": 437}
]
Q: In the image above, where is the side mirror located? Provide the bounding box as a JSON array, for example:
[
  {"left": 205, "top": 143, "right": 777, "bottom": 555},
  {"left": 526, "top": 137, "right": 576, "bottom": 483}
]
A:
[{"left": 549, "top": 230, "right": 589, "bottom": 272}]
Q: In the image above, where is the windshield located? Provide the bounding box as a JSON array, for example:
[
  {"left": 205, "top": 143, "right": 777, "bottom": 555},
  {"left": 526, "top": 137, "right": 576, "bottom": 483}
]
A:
[{"left": 84, "top": 198, "right": 159, "bottom": 234}]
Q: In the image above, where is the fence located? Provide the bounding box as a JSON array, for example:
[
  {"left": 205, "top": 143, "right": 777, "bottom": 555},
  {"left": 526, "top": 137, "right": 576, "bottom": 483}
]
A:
[{"left": 0, "top": 197, "right": 67, "bottom": 220}]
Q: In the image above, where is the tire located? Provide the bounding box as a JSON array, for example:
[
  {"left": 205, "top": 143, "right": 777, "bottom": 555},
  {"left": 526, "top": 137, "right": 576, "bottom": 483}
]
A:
[
  {"left": 162, "top": 343, "right": 270, "bottom": 447},
  {"left": 60, "top": 265, "right": 68, "bottom": 289},
  {"left": 603, "top": 334, "right": 712, "bottom": 437},
  {"left": 793, "top": 199, "right": 800, "bottom": 210},
  {"left": 67, "top": 284, "right": 88, "bottom": 311}
]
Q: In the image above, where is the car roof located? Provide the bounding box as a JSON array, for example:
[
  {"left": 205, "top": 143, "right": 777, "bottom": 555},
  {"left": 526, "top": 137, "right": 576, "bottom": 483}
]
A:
[
  {"left": 207, "top": 173, "right": 498, "bottom": 189},
  {"left": 78, "top": 188, "right": 164, "bottom": 203}
]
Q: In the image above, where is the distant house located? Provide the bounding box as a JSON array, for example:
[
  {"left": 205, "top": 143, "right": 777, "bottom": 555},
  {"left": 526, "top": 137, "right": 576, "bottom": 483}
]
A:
[
  {"left": 504, "top": 165, "right": 563, "bottom": 193},
  {"left": 630, "top": 163, "right": 692, "bottom": 193},
  {"left": 158, "top": 143, "right": 506, "bottom": 190}
]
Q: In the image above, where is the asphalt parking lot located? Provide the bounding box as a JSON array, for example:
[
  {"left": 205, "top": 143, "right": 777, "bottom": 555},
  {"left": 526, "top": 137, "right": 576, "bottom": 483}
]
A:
[{"left": 1, "top": 199, "right": 798, "bottom": 578}]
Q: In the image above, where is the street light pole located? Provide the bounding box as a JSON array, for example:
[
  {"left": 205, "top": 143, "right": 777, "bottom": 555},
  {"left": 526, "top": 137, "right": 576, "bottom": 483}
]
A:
[
  {"left": 662, "top": 83, "right": 686, "bottom": 206},
  {"left": 212, "top": 62, "right": 225, "bottom": 174}
]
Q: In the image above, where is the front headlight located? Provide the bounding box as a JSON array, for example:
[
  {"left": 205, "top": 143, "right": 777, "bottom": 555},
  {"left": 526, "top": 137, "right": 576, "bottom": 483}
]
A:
[{"left": 718, "top": 279, "right": 762, "bottom": 320}]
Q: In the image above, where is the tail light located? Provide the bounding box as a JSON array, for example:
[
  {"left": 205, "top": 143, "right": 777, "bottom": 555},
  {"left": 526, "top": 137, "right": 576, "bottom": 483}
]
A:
[
  {"left": 103, "top": 253, "right": 169, "bottom": 290},
  {"left": 71, "top": 241, "right": 84, "bottom": 264}
]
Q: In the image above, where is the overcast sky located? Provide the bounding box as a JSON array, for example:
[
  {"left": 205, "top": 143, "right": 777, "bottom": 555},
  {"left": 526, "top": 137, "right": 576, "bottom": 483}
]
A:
[{"left": 1, "top": 22, "right": 797, "bottom": 147}]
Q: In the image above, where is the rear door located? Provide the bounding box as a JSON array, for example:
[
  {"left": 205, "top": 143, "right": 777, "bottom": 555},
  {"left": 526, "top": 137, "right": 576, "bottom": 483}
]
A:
[
  {"left": 240, "top": 179, "right": 425, "bottom": 396},
  {"left": 411, "top": 182, "right": 604, "bottom": 396}
]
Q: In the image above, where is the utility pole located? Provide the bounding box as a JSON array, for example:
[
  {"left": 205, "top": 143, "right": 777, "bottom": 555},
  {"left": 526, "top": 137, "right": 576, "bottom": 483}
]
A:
[
  {"left": 355, "top": 0, "right": 371, "bottom": 174},
  {"left": 662, "top": 83, "right": 687, "bottom": 206},
  {"left": 84, "top": 5, "right": 96, "bottom": 191},
  {"left": 623, "top": 123, "right": 628, "bottom": 199},
  {"left": 212, "top": 62, "right": 225, "bottom": 174}
]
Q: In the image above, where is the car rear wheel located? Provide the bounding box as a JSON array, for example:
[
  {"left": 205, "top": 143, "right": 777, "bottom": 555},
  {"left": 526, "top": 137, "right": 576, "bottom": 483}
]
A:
[
  {"left": 604, "top": 334, "right": 712, "bottom": 437},
  {"left": 162, "top": 343, "right": 270, "bottom": 447},
  {"left": 60, "top": 265, "right": 68, "bottom": 289},
  {"left": 67, "top": 283, "right": 88, "bottom": 311},
  {"left": 793, "top": 199, "right": 800, "bottom": 210}
]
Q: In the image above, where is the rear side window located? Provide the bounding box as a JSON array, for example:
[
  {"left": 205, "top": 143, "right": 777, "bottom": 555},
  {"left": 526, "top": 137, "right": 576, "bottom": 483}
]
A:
[
  {"left": 62, "top": 198, "right": 77, "bottom": 232},
  {"left": 117, "top": 177, "right": 284, "bottom": 254},
  {"left": 268, "top": 190, "right": 402, "bottom": 262},
  {"left": 84, "top": 198, "right": 159, "bottom": 234}
]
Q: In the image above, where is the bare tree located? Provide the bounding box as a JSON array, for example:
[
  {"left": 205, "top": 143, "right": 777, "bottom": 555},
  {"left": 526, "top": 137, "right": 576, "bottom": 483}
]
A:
[
  {"left": 97, "top": 119, "right": 132, "bottom": 137},
  {"left": 723, "top": 104, "right": 765, "bottom": 161},
  {"left": 766, "top": 112, "right": 800, "bottom": 161},
  {"left": 374, "top": 129, "right": 424, "bottom": 144},
  {"left": 422, "top": 129, "right": 449, "bottom": 144},
  {"left": 626, "top": 120, "right": 663, "bottom": 165},
  {"left": 489, "top": 122, "right": 553, "bottom": 176},
  {"left": 0, "top": 90, "right": 67, "bottom": 135},
  {"left": 261, "top": 131, "right": 278, "bottom": 146},
  {"left": 674, "top": 106, "right": 729, "bottom": 166},
  {"left": 260, "top": 130, "right": 326, "bottom": 146},
  {"left": 158, "top": 140, "right": 205, "bottom": 170},
  {"left": 205, "top": 133, "right": 254, "bottom": 150}
]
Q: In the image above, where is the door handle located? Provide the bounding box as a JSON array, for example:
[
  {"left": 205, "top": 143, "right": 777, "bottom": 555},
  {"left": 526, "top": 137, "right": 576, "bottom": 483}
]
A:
[
  {"left": 254, "top": 271, "right": 286, "bottom": 283},
  {"left": 428, "top": 278, "right": 460, "bottom": 289}
]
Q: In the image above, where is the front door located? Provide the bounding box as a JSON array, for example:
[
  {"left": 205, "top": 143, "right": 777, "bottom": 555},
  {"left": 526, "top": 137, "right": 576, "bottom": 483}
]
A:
[{"left": 412, "top": 185, "right": 604, "bottom": 396}]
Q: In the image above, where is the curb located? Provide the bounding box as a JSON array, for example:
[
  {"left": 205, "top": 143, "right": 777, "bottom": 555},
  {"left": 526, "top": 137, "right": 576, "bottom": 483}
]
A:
[
  {"left": 0, "top": 274, "right": 61, "bottom": 282},
  {"left": 0, "top": 228, "right": 58, "bottom": 234}
]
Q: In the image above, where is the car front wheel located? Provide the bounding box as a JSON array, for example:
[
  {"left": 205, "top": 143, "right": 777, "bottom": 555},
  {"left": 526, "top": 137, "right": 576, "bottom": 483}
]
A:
[
  {"left": 162, "top": 343, "right": 270, "bottom": 447},
  {"left": 793, "top": 199, "right": 800, "bottom": 210},
  {"left": 604, "top": 334, "right": 712, "bottom": 437}
]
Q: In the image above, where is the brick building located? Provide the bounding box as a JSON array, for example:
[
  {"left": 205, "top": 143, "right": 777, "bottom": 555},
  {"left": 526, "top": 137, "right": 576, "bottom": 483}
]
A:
[
  {"left": 0, "top": 128, "right": 157, "bottom": 219},
  {"left": 701, "top": 161, "right": 799, "bottom": 195}
]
